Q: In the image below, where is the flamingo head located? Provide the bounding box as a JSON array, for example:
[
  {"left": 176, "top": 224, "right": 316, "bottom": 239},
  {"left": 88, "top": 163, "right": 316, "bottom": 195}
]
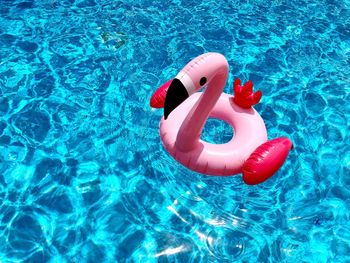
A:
[{"left": 163, "top": 53, "right": 228, "bottom": 119}]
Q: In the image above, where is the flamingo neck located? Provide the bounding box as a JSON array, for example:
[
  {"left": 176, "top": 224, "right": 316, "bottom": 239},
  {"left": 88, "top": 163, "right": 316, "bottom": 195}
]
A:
[{"left": 176, "top": 65, "right": 228, "bottom": 152}]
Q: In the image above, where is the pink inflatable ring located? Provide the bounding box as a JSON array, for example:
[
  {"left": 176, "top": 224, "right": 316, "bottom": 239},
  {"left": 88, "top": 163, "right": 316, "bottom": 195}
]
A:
[{"left": 150, "top": 53, "right": 293, "bottom": 185}]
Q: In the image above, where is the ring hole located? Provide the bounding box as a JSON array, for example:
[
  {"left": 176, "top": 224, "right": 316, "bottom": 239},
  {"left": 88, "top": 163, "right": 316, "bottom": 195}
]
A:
[{"left": 201, "top": 118, "right": 234, "bottom": 144}]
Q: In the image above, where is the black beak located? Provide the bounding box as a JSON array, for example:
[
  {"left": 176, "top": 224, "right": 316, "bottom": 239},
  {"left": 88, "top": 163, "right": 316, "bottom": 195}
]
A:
[{"left": 164, "top": 78, "right": 189, "bottom": 120}]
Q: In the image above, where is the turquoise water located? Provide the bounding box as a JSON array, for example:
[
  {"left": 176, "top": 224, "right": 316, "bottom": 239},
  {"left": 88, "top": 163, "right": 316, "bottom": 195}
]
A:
[{"left": 0, "top": 0, "right": 349, "bottom": 262}]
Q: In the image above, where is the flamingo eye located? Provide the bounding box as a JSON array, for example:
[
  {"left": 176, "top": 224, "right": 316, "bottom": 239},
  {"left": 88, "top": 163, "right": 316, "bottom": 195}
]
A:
[{"left": 200, "top": 77, "right": 207, "bottom": 86}]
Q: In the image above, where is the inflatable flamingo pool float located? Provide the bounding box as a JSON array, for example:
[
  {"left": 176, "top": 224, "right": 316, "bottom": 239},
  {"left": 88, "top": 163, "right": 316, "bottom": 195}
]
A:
[{"left": 150, "top": 53, "right": 293, "bottom": 185}]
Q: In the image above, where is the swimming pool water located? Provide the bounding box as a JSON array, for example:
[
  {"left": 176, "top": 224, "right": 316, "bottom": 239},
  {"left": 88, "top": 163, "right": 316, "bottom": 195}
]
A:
[{"left": 0, "top": 0, "right": 349, "bottom": 262}]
